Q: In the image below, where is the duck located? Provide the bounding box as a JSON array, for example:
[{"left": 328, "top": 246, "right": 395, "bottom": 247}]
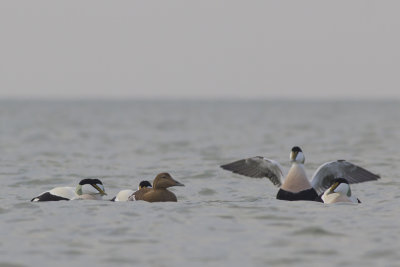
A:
[
  {"left": 321, "top": 178, "right": 361, "bottom": 204},
  {"left": 31, "top": 178, "right": 107, "bottom": 202},
  {"left": 220, "top": 146, "right": 380, "bottom": 201},
  {"left": 110, "top": 180, "right": 152, "bottom": 201},
  {"left": 128, "top": 173, "right": 184, "bottom": 202}
]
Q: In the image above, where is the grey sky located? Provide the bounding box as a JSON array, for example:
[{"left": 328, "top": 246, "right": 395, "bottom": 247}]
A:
[{"left": 1, "top": 1, "right": 399, "bottom": 100}]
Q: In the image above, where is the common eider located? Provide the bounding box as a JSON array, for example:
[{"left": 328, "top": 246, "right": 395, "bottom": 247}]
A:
[
  {"left": 220, "top": 146, "right": 380, "bottom": 202},
  {"left": 128, "top": 173, "right": 184, "bottom": 202},
  {"left": 111, "top": 180, "right": 152, "bottom": 201},
  {"left": 31, "top": 178, "right": 107, "bottom": 202},
  {"left": 321, "top": 178, "right": 361, "bottom": 204}
]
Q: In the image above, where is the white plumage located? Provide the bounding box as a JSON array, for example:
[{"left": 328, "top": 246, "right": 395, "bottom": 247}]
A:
[{"left": 112, "top": 190, "right": 135, "bottom": 202}]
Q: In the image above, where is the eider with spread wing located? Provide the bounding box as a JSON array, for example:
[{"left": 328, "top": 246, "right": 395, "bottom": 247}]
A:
[{"left": 220, "top": 146, "right": 380, "bottom": 202}]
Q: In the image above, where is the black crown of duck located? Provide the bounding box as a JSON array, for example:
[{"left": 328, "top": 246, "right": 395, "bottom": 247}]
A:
[
  {"left": 138, "top": 180, "right": 152, "bottom": 189},
  {"left": 79, "top": 178, "right": 103, "bottom": 185}
]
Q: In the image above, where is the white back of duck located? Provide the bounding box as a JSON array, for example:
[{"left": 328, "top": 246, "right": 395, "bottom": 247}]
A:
[{"left": 113, "top": 189, "right": 135, "bottom": 201}]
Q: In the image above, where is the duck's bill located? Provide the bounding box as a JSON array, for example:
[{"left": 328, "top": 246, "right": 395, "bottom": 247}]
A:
[
  {"left": 290, "top": 151, "right": 300, "bottom": 161},
  {"left": 174, "top": 180, "right": 185, "bottom": 186},
  {"left": 92, "top": 184, "right": 107, "bottom": 195},
  {"left": 327, "top": 182, "right": 340, "bottom": 194}
]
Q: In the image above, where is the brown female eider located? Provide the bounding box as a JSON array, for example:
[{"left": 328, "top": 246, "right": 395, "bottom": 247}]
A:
[{"left": 128, "top": 173, "right": 184, "bottom": 202}]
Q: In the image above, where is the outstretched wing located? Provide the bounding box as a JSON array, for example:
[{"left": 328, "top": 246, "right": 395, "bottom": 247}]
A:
[
  {"left": 311, "top": 160, "right": 380, "bottom": 194},
  {"left": 220, "top": 156, "right": 284, "bottom": 187}
]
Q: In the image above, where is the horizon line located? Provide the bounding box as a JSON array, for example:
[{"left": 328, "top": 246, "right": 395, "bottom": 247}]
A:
[{"left": 0, "top": 95, "right": 399, "bottom": 102}]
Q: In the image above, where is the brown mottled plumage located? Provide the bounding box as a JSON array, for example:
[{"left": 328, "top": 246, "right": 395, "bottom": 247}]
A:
[{"left": 129, "top": 173, "right": 184, "bottom": 202}]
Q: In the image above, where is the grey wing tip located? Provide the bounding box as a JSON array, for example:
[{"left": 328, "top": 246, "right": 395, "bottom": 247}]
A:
[
  {"left": 361, "top": 171, "right": 381, "bottom": 181},
  {"left": 220, "top": 164, "right": 231, "bottom": 172},
  {"left": 220, "top": 164, "right": 229, "bottom": 170},
  {"left": 220, "top": 162, "right": 238, "bottom": 171},
  {"left": 341, "top": 160, "right": 382, "bottom": 181}
]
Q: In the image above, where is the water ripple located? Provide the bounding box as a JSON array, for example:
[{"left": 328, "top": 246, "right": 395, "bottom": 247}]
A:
[{"left": 292, "top": 226, "right": 341, "bottom": 236}]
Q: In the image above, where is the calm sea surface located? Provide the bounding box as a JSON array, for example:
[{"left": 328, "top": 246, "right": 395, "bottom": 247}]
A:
[{"left": 1, "top": 100, "right": 399, "bottom": 267}]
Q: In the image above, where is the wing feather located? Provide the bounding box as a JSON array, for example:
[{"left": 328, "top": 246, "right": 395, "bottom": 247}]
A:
[
  {"left": 128, "top": 188, "right": 152, "bottom": 201},
  {"left": 220, "top": 156, "right": 284, "bottom": 187},
  {"left": 311, "top": 160, "right": 380, "bottom": 194}
]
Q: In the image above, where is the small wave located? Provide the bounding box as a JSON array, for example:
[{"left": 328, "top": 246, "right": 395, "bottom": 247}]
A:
[
  {"left": 198, "top": 188, "right": 217, "bottom": 196},
  {"left": 292, "top": 226, "right": 341, "bottom": 236}
]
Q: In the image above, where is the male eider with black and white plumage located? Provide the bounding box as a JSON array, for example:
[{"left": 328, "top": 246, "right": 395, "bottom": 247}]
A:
[
  {"left": 128, "top": 173, "right": 184, "bottom": 202},
  {"left": 220, "top": 146, "right": 380, "bottom": 203},
  {"left": 31, "top": 178, "right": 107, "bottom": 202},
  {"left": 110, "top": 180, "right": 152, "bottom": 201},
  {"left": 321, "top": 178, "right": 361, "bottom": 204}
]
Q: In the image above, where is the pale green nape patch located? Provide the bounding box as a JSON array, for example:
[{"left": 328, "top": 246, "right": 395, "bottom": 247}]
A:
[
  {"left": 347, "top": 187, "right": 352, "bottom": 197},
  {"left": 75, "top": 184, "right": 83, "bottom": 195}
]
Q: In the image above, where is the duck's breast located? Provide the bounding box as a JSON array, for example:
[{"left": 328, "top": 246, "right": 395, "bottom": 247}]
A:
[
  {"left": 322, "top": 193, "right": 353, "bottom": 203},
  {"left": 280, "top": 164, "right": 312, "bottom": 193}
]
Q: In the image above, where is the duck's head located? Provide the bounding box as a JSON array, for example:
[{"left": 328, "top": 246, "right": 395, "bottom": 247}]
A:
[
  {"left": 152, "top": 173, "right": 184, "bottom": 189},
  {"left": 326, "top": 178, "right": 351, "bottom": 197},
  {"left": 76, "top": 178, "right": 107, "bottom": 196},
  {"left": 138, "top": 180, "right": 152, "bottom": 190},
  {"left": 290, "top": 146, "right": 305, "bottom": 163}
]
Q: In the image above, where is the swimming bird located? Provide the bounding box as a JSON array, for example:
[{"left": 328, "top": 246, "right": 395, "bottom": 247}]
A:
[
  {"left": 220, "top": 146, "right": 380, "bottom": 201},
  {"left": 128, "top": 173, "right": 184, "bottom": 202},
  {"left": 321, "top": 178, "right": 361, "bottom": 204},
  {"left": 111, "top": 180, "right": 152, "bottom": 201},
  {"left": 31, "top": 178, "right": 107, "bottom": 202}
]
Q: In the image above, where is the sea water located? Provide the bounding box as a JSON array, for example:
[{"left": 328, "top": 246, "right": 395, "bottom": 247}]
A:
[{"left": 0, "top": 100, "right": 399, "bottom": 267}]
